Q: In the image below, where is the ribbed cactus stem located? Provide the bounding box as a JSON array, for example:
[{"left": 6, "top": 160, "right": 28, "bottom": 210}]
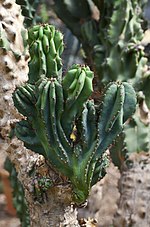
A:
[
  {"left": 62, "top": 64, "right": 94, "bottom": 138},
  {"left": 16, "top": 0, "right": 41, "bottom": 27},
  {"left": 28, "top": 24, "right": 64, "bottom": 83},
  {"left": 13, "top": 63, "right": 137, "bottom": 204}
]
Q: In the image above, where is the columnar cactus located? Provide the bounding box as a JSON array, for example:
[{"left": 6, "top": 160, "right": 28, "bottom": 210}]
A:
[
  {"left": 12, "top": 24, "right": 137, "bottom": 204},
  {"left": 0, "top": 0, "right": 28, "bottom": 158},
  {"left": 4, "top": 158, "right": 30, "bottom": 227},
  {"left": 16, "top": 0, "right": 41, "bottom": 27},
  {"left": 53, "top": 0, "right": 150, "bottom": 168},
  {"left": 0, "top": 1, "right": 30, "bottom": 225},
  {"left": 54, "top": 0, "right": 149, "bottom": 83},
  {"left": 28, "top": 24, "right": 64, "bottom": 83}
]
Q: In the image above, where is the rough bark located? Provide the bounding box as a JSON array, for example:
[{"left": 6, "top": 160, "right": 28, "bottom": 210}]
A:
[
  {"left": 0, "top": 0, "right": 28, "bottom": 154},
  {"left": 0, "top": 1, "right": 79, "bottom": 226},
  {"left": 7, "top": 138, "right": 79, "bottom": 227}
]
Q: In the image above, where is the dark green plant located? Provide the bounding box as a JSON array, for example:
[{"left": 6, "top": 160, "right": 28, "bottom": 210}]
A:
[
  {"left": 53, "top": 0, "right": 150, "bottom": 167},
  {"left": 16, "top": 0, "right": 41, "bottom": 27},
  {"left": 53, "top": 0, "right": 150, "bottom": 103},
  {"left": 28, "top": 24, "right": 64, "bottom": 83},
  {"left": 13, "top": 24, "right": 137, "bottom": 204},
  {"left": 4, "top": 158, "right": 30, "bottom": 227}
]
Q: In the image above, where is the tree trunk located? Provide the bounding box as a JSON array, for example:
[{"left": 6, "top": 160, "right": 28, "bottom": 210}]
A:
[
  {"left": 113, "top": 152, "right": 150, "bottom": 227},
  {"left": 0, "top": 1, "right": 79, "bottom": 226},
  {"left": 7, "top": 138, "right": 79, "bottom": 226}
]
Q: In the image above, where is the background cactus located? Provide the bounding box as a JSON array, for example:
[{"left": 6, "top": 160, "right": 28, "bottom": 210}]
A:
[
  {"left": 53, "top": 0, "right": 150, "bottom": 92},
  {"left": 12, "top": 24, "right": 137, "bottom": 204},
  {"left": 16, "top": 0, "right": 41, "bottom": 27},
  {"left": 53, "top": 0, "right": 150, "bottom": 166},
  {"left": 4, "top": 157, "right": 30, "bottom": 227}
]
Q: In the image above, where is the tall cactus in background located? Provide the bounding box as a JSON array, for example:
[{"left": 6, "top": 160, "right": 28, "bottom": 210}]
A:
[
  {"left": 0, "top": 1, "right": 29, "bottom": 225},
  {"left": 12, "top": 24, "right": 137, "bottom": 204},
  {"left": 53, "top": 0, "right": 150, "bottom": 164},
  {"left": 16, "top": 0, "right": 41, "bottom": 27},
  {"left": 54, "top": 0, "right": 149, "bottom": 90}
]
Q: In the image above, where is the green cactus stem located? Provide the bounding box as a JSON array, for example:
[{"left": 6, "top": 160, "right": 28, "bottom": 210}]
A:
[
  {"left": 4, "top": 158, "right": 30, "bottom": 227},
  {"left": 62, "top": 64, "right": 94, "bottom": 138},
  {"left": 13, "top": 70, "right": 137, "bottom": 204},
  {"left": 11, "top": 23, "right": 137, "bottom": 204},
  {"left": 54, "top": 0, "right": 149, "bottom": 95},
  {"left": 54, "top": 0, "right": 92, "bottom": 38},
  {"left": 28, "top": 24, "right": 64, "bottom": 84},
  {"left": 16, "top": 0, "right": 41, "bottom": 27}
]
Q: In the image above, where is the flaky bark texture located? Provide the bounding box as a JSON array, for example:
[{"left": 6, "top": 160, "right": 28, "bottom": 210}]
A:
[
  {"left": 114, "top": 152, "right": 150, "bottom": 227},
  {"left": 0, "top": 1, "right": 79, "bottom": 226}
]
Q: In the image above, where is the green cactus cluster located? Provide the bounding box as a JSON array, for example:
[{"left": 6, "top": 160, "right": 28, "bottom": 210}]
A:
[
  {"left": 12, "top": 24, "right": 137, "bottom": 204},
  {"left": 28, "top": 24, "right": 64, "bottom": 83},
  {"left": 54, "top": 0, "right": 149, "bottom": 86},
  {"left": 4, "top": 158, "right": 30, "bottom": 227},
  {"left": 53, "top": 0, "right": 150, "bottom": 166},
  {"left": 16, "top": 0, "right": 41, "bottom": 27},
  {"left": 54, "top": 0, "right": 93, "bottom": 39}
]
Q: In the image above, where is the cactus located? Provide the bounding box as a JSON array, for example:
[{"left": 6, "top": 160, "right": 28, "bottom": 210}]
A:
[
  {"left": 12, "top": 25, "right": 137, "bottom": 203},
  {"left": 53, "top": 0, "right": 150, "bottom": 102},
  {"left": 28, "top": 24, "right": 64, "bottom": 83},
  {"left": 54, "top": 0, "right": 93, "bottom": 39},
  {"left": 113, "top": 152, "right": 150, "bottom": 226},
  {"left": 0, "top": 0, "right": 28, "bottom": 162},
  {"left": 4, "top": 158, "right": 30, "bottom": 227},
  {"left": 53, "top": 0, "right": 150, "bottom": 170},
  {"left": 54, "top": 0, "right": 148, "bottom": 81},
  {"left": 16, "top": 0, "right": 41, "bottom": 27}
]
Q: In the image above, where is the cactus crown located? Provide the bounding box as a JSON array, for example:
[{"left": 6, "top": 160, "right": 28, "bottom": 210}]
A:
[
  {"left": 28, "top": 24, "right": 64, "bottom": 84},
  {"left": 13, "top": 24, "right": 137, "bottom": 204}
]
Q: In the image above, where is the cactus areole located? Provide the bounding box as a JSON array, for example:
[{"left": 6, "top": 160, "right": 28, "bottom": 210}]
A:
[{"left": 13, "top": 24, "right": 137, "bottom": 204}]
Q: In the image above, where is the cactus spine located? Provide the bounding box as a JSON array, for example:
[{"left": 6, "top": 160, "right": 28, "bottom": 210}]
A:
[{"left": 13, "top": 24, "right": 137, "bottom": 204}]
